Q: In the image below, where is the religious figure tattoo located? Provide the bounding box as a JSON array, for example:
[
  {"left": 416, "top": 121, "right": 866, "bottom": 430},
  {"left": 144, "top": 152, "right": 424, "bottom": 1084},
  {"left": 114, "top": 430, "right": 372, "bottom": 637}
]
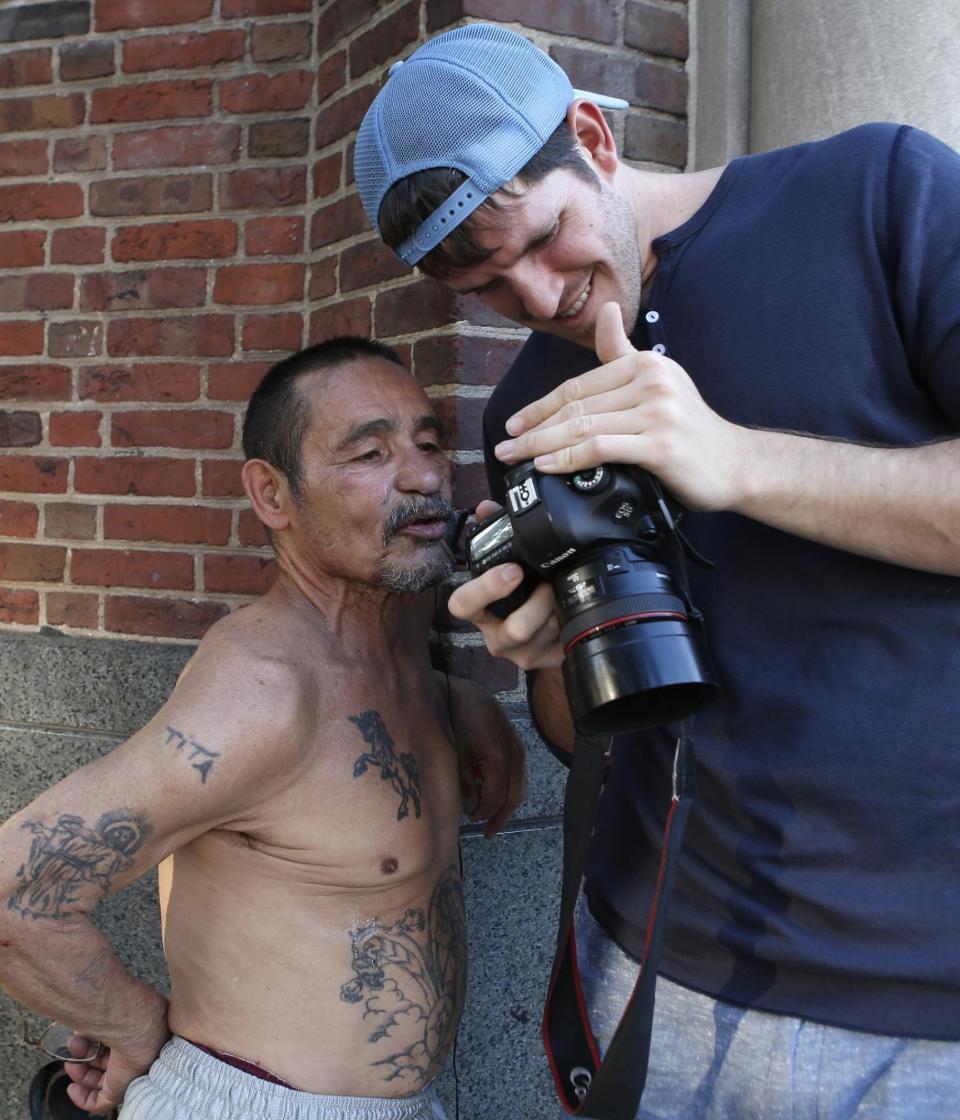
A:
[
  {"left": 340, "top": 866, "right": 467, "bottom": 1085},
  {"left": 8, "top": 811, "right": 151, "bottom": 921},
  {"left": 163, "top": 725, "right": 220, "bottom": 784},
  {"left": 349, "top": 709, "right": 422, "bottom": 821}
]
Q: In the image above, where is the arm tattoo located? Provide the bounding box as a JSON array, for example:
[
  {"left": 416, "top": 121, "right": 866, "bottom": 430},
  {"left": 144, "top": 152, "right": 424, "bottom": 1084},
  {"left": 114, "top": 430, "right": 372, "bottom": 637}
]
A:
[
  {"left": 349, "top": 710, "right": 422, "bottom": 821},
  {"left": 8, "top": 811, "right": 151, "bottom": 921},
  {"left": 340, "top": 866, "right": 467, "bottom": 1085},
  {"left": 164, "top": 725, "right": 220, "bottom": 784},
  {"left": 74, "top": 949, "right": 110, "bottom": 992}
]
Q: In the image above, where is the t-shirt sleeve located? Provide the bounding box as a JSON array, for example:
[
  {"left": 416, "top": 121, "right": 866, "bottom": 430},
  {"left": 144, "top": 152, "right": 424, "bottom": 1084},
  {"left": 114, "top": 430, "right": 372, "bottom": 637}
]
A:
[{"left": 887, "top": 125, "right": 960, "bottom": 426}]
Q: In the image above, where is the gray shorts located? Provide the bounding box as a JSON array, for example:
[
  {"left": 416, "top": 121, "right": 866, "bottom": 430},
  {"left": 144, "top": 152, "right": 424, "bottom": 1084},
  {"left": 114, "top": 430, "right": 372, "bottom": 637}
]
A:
[
  {"left": 119, "top": 1037, "right": 449, "bottom": 1120},
  {"left": 567, "top": 902, "right": 960, "bottom": 1120}
]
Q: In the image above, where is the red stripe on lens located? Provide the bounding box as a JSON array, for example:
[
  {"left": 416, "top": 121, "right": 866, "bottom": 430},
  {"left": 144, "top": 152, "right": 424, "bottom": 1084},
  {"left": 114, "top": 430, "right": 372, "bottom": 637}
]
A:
[{"left": 563, "top": 611, "right": 688, "bottom": 655}]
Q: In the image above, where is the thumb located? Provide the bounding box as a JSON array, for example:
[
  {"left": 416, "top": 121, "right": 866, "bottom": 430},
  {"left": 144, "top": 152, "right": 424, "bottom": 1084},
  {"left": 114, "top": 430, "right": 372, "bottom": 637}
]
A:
[{"left": 594, "top": 301, "right": 634, "bottom": 365}]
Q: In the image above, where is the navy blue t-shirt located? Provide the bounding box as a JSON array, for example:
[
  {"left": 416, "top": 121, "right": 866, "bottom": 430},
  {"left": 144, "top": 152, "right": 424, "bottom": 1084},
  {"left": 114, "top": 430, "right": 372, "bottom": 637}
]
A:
[{"left": 483, "top": 124, "right": 960, "bottom": 1038}]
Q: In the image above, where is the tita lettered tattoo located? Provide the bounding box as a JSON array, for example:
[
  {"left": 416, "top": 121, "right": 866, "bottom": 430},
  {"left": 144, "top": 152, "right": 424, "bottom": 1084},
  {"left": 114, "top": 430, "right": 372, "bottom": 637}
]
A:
[
  {"left": 340, "top": 866, "right": 467, "bottom": 1085},
  {"left": 349, "top": 710, "right": 421, "bottom": 821},
  {"left": 164, "top": 725, "right": 220, "bottom": 784},
  {"left": 8, "top": 811, "right": 151, "bottom": 921}
]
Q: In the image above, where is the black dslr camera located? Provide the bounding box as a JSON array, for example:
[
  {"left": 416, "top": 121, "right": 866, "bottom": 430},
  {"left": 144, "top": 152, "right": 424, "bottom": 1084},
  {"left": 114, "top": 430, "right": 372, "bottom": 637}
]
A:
[{"left": 466, "top": 461, "right": 718, "bottom": 735}]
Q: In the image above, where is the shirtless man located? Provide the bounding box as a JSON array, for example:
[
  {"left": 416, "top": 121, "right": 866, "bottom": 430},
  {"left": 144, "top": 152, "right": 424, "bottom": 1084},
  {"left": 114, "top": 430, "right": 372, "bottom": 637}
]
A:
[{"left": 0, "top": 337, "right": 525, "bottom": 1120}]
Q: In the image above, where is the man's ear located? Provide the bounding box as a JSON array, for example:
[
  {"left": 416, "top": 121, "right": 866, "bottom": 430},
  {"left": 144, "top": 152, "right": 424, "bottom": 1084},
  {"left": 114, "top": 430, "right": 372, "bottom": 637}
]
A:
[
  {"left": 566, "top": 100, "right": 620, "bottom": 183},
  {"left": 241, "top": 459, "right": 292, "bottom": 533}
]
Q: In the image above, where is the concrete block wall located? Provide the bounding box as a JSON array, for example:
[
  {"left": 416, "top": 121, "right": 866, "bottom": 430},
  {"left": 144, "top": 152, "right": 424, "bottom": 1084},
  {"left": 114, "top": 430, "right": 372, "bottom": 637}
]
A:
[{"left": 0, "top": 2, "right": 690, "bottom": 1116}]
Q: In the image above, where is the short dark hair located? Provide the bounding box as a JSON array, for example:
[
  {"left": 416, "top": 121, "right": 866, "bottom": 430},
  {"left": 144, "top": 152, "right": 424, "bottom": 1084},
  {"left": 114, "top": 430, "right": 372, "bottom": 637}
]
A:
[
  {"left": 378, "top": 121, "right": 600, "bottom": 280},
  {"left": 242, "top": 337, "right": 405, "bottom": 500}
]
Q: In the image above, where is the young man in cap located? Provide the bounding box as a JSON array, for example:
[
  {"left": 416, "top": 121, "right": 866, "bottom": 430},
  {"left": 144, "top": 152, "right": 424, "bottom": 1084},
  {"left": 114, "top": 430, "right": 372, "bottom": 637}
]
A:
[
  {"left": 354, "top": 22, "right": 960, "bottom": 1120},
  {"left": 0, "top": 338, "right": 525, "bottom": 1119}
]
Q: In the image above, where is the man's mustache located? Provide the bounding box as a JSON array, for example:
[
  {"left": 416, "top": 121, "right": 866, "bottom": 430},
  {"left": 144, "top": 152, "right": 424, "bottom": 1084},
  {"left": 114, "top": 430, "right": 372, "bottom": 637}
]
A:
[{"left": 382, "top": 495, "right": 456, "bottom": 545}]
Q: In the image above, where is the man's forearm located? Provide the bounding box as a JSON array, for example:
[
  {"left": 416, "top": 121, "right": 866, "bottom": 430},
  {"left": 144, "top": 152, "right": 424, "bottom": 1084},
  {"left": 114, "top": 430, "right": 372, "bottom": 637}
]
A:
[
  {"left": 731, "top": 432, "right": 960, "bottom": 575},
  {"left": 0, "top": 910, "right": 167, "bottom": 1053},
  {"left": 530, "top": 668, "right": 575, "bottom": 756}
]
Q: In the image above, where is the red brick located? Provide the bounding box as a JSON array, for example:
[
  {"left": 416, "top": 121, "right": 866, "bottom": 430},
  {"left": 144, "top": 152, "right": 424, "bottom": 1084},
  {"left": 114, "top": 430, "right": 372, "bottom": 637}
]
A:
[
  {"left": 0, "top": 230, "right": 45, "bottom": 267},
  {"left": 79, "top": 363, "right": 200, "bottom": 402},
  {"left": 0, "top": 589, "right": 39, "bottom": 625},
  {"left": 71, "top": 547, "right": 194, "bottom": 590},
  {"left": 222, "top": 0, "right": 310, "bottom": 14},
  {"left": 0, "top": 456, "right": 68, "bottom": 494},
  {"left": 308, "top": 258, "right": 337, "bottom": 300},
  {"left": 315, "top": 83, "right": 377, "bottom": 149},
  {"left": 624, "top": 112, "right": 687, "bottom": 169},
  {"left": 59, "top": 41, "right": 116, "bottom": 81},
  {"left": 413, "top": 334, "right": 521, "bottom": 388},
  {"left": 0, "top": 139, "right": 48, "bottom": 177},
  {"left": 105, "top": 594, "right": 228, "bottom": 639},
  {"left": 92, "top": 80, "right": 212, "bottom": 125},
  {"left": 450, "top": 461, "right": 495, "bottom": 512},
  {"left": 201, "top": 458, "right": 244, "bottom": 497},
  {"left": 245, "top": 215, "right": 304, "bottom": 256},
  {"left": 204, "top": 553, "right": 276, "bottom": 594},
  {"left": 0, "top": 500, "right": 39, "bottom": 538},
  {"left": 0, "top": 275, "right": 73, "bottom": 313},
  {"left": 340, "top": 240, "right": 408, "bottom": 292},
  {"left": 348, "top": 2, "right": 418, "bottom": 76},
  {"left": 0, "top": 365, "right": 71, "bottom": 400},
  {"left": 238, "top": 509, "right": 269, "bottom": 546},
  {"left": 0, "top": 95, "right": 84, "bottom": 134},
  {"left": 0, "top": 48, "right": 53, "bottom": 88},
  {"left": 50, "top": 411, "right": 103, "bottom": 447},
  {"left": 220, "top": 71, "right": 313, "bottom": 114},
  {"left": 0, "top": 322, "right": 44, "bottom": 357},
  {"left": 625, "top": 1, "right": 689, "bottom": 60},
  {"left": 0, "top": 183, "right": 83, "bottom": 222},
  {"left": 317, "top": 0, "right": 380, "bottom": 50},
  {"left": 214, "top": 264, "right": 304, "bottom": 306},
  {"left": 49, "top": 322, "right": 104, "bottom": 359},
  {"left": 82, "top": 268, "right": 207, "bottom": 311},
  {"left": 75, "top": 457, "right": 196, "bottom": 497},
  {"left": 123, "top": 30, "right": 245, "bottom": 73},
  {"left": 248, "top": 118, "right": 309, "bottom": 159},
  {"left": 44, "top": 503, "right": 98, "bottom": 540},
  {"left": 90, "top": 173, "right": 213, "bottom": 215},
  {"left": 105, "top": 315, "right": 235, "bottom": 358},
  {"left": 111, "top": 409, "right": 235, "bottom": 450},
  {"left": 464, "top": 0, "right": 616, "bottom": 43},
  {"left": 312, "top": 152, "right": 342, "bottom": 198},
  {"left": 46, "top": 592, "right": 99, "bottom": 629},
  {"left": 54, "top": 136, "right": 108, "bottom": 173},
  {"left": 95, "top": 0, "right": 216, "bottom": 32},
  {"left": 113, "top": 124, "right": 240, "bottom": 170},
  {"left": 550, "top": 45, "right": 687, "bottom": 115},
  {"left": 112, "top": 219, "right": 237, "bottom": 262},
  {"left": 0, "top": 411, "right": 42, "bottom": 447},
  {"left": 374, "top": 281, "right": 460, "bottom": 335},
  {"left": 308, "top": 298, "right": 371, "bottom": 344},
  {"left": 51, "top": 227, "right": 106, "bottom": 265},
  {"left": 207, "top": 361, "right": 271, "bottom": 401},
  {"left": 251, "top": 22, "right": 311, "bottom": 62},
  {"left": 219, "top": 166, "right": 306, "bottom": 210},
  {"left": 436, "top": 395, "right": 485, "bottom": 449},
  {"left": 316, "top": 51, "right": 346, "bottom": 105},
  {"left": 105, "top": 504, "right": 231, "bottom": 545},
  {"left": 241, "top": 312, "right": 302, "bottom": 352},
  {"left": 0, "top": 543, "right": 66, "bottom": 582},
  {"left": 310, "top": 193, "right": 366, "bottom": 249}
]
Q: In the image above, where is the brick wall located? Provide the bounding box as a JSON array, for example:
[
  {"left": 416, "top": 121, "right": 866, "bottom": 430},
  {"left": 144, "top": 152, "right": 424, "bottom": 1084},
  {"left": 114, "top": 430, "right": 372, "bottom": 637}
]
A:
[{"left": 0, "top": 0, "right": 688, "bottom": 674}]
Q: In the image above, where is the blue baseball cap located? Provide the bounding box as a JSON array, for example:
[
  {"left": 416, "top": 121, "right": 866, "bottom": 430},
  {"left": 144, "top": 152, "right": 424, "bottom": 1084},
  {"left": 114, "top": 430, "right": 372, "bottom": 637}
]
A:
[{"left": 354, "top": 23, "right": 628, "bottom": 267}]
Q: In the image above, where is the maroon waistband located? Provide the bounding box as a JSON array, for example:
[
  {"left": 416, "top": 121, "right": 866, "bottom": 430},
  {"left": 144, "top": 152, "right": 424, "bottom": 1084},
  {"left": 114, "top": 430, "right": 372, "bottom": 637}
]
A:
[{"left": 187, "top": 1039, "right": 300, "bottom": 1090}]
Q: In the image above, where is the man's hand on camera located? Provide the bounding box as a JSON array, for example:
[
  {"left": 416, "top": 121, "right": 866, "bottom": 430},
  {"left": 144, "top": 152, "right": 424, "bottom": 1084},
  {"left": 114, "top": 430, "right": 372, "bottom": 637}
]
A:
[
  {"left": 447, "top": 501, "right": 564, "bottom": 672},
  {"left": 492, "top": 301, "right": 750, "bottom": 514}
]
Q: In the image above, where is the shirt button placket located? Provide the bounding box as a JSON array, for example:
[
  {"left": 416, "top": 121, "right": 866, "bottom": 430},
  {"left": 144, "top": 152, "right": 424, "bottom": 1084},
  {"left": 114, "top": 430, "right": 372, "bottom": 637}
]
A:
[{"left": 644, "top": 308, "right": 667, "bottom": 355}]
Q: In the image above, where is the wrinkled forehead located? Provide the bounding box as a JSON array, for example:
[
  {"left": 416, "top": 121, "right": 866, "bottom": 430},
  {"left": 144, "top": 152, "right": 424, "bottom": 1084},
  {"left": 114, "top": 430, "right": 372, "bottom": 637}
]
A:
[{"left": 299, "top": 358, "right": 440, "bottom": 446}]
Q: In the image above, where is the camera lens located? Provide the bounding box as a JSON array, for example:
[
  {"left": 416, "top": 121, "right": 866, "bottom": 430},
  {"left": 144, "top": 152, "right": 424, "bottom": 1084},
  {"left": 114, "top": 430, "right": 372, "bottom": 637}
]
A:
[{"left": 555, "top": 545, "right": 718, "bottom": 734}]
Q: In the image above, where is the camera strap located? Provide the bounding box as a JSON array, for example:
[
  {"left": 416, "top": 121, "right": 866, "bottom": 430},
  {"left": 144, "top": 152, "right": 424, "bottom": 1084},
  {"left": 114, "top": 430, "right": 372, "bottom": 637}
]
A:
[{"left": 542, "top": 723, "right": 696, "bottom": 1118}]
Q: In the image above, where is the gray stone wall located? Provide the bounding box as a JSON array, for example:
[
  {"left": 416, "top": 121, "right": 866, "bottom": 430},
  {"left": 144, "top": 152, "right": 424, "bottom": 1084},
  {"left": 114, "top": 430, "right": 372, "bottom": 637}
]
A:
[{"left": 0, "top": 630, "right": 566, "bottom": 1119}]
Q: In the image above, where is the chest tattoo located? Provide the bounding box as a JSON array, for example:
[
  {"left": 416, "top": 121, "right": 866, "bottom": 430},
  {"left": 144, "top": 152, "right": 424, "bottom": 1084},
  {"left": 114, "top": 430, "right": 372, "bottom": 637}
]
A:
[{"left": 348, "top": 709, "right": 422, "bottom": 822}]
